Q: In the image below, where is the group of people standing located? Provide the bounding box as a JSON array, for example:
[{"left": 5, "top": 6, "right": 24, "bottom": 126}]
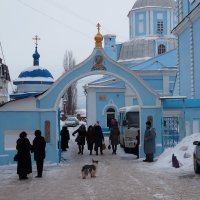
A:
[
  {"left": 60, "top": 118, "right": 156, "bottom": 162},
  {"left": 72, "top": 121, "right": 105, "bottom": 155},
  {"left": 71, "top": 119, "right": 120, "bottom": 156},
  {"left": 16, "top": 130, "right": 46, "bottom": 180}
]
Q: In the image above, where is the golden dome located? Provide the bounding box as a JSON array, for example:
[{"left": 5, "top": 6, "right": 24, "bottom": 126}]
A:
[{"left": 94, "top": 23, "right": 103, "bottom": 48}]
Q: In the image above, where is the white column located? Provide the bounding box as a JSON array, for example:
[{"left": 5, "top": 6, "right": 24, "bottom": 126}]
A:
[
  {"left": 167, "top": 10, "right": 171, "bottom": 35},
  {"left": 150, "top": 10, "right": 153, "bottom": 36},
  {"left": 86, "top": 89, "right": 96, "bottom": 126},
  {"left": 146, "top": 9, "right": 150, "bottom": 36}
]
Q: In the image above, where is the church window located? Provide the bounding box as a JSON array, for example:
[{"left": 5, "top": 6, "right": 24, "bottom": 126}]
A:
[
  {"left": 157, "top": 13, "right": 163, "bottom": 34},
  {"left": 158, "top": 44, "right": 166, "bottom": 54},
  {"left": 157, "top": 20, "right": 163, "bottom": 33},
  {"left": 138, "top": 14, "right": 144, "bottom": 33}
]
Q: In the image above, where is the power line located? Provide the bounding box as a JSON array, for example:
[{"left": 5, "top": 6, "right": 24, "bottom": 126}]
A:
[
  {"left": 16, "top": 0, "right": 93, "bottom": 40},
  {"left": 44, "top": 0, "right": 128, "bottom": 41}
]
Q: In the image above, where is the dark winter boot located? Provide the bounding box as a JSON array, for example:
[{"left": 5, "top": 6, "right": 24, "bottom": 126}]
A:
[
  {"left": 148, "top": 154, "right": 154, "bottom": 162},
  {"left": 143, "top": 154, "right": 149, "bottom": 162},
  {"left": 78, "top": 146, "right": 81, "bottom": 154}
]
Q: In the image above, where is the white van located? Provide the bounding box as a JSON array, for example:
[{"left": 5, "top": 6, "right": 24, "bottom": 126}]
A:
[{"left": 118, "top": 106, "right": 140, "bottom": 156}]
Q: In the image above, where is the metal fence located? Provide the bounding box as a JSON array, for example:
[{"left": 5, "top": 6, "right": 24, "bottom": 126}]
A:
[{"left": 162, "top": 117, "right": 179, "bottom": 149}]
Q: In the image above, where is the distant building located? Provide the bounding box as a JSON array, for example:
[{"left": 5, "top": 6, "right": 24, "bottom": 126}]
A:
[{"left": 0, "top": 58, "right": 10, "bottom": 105}]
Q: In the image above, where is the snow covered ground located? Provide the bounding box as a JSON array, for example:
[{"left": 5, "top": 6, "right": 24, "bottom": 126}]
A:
[{"left": 0, "top": 129, "right": 200, "bottom": 200}]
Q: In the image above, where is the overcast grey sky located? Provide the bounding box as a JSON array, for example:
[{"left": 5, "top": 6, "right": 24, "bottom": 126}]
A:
[{"left": 0, "top": 0, "right": 136, "bottom": 81}]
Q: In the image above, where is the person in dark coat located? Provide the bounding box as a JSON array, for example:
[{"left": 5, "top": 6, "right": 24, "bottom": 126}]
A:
[
  {"left": 60, "top": 126, "right": 70, "bottom": 151},
  {"left": 72, "top": 124, "right": 86, "bottom": 155},
  {"left": 143, "top": 121, "right": 156, "bottom": 162},
  {"left": 32, "top": 130, "right": 46, "bottom": 178},
  {"left": 109, "top": 119, "right": 120, "bottom": 155},
  {"left": 94, "top": 121, "right": 104, "bottom": 155},
  {"left": 86, "top": 125, "right": 95, "bottom": 155},
  {"left": 16, "top": 131, "right": 32, "bottom": 180}
]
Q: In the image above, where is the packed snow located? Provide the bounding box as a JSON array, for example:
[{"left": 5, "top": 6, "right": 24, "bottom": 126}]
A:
[
  {"left": 152, "top": 133, "right": 200, "bottom": 174},
  {"left": 0, "top": 129, "right": 200, "bottom": 200}
]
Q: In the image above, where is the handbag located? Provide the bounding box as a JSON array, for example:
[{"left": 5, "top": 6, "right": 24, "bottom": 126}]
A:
[
  {"left": 13, "top": 154, "right": 18, "bottom": 162},
  {"left": 102, "top": 142, "right": 106, "bottom": 150}
]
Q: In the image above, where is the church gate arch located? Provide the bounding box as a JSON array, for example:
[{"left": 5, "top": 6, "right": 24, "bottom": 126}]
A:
[{"left": 36, "top": 48, "right": 162, "bottom": 159}]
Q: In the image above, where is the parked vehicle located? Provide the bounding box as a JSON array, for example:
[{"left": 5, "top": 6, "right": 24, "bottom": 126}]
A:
[
  {"left": 118, "top": 106, "right": 140, "bottom": 156},
  {"left": 65, "top": 116, "right": 79, "bottom": 127},
  {"left": 193, "top": 140, "right": 200, "bottom": 174}
]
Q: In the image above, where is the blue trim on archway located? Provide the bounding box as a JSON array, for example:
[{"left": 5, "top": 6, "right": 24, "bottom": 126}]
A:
[{"left": 37, "top": 48, "right": 160, "bottom": 109}]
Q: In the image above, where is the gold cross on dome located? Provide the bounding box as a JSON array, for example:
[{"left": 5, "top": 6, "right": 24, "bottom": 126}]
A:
[
  {"left": 32, "top": 35, "right": 40, "bottom": 47},
  {"left": 97, "top": 23, "right": 101, "bottom": 33}
]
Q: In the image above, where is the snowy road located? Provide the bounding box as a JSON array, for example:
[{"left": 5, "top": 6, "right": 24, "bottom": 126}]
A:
[{"left": 0, "top": 127, "right": 200, "bottom": 200}]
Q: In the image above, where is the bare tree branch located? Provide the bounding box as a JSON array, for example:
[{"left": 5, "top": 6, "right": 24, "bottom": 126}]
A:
[{"left": 63, "top": 50, "right": 77, "bottom": 115}]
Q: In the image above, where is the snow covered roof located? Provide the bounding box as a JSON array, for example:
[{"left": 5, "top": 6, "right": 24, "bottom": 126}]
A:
[
  {"left": 19, "top": 66, "right": 53, "bottom": 78},
  {"left": 129, "top": 49, "right": 177, "bottom": 71},
  {"left": 132, "top": 0, "right": 176, "bottom": 10},
  {"left": 14, "top": 66, "right": 54, "bottom": 85}
]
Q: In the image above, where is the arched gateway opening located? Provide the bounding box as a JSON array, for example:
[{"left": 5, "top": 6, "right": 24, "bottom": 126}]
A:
[{"left": 0, "top": 26, "right": 162, "bottom": 164}]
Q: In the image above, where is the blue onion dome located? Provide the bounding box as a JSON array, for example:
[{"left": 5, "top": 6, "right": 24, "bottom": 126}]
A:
[
  {"left": 13, "top": 46, "right": 54, "bottom": 85},
  {"left": 32, "top": 47, "right": 40, "bottom": 66}
]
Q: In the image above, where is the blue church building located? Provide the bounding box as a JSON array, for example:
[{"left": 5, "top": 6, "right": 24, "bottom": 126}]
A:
[
  {"left": 85, "top": 0, "right": 178, "bottom": 132},
  {"left": 0, "top": 0, "right": 200, "bottom": 165}
]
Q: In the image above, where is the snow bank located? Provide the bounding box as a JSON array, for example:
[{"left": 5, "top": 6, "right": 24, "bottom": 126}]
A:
[{"left": 153, "top": 133, "right": 200, "bottom": 172}]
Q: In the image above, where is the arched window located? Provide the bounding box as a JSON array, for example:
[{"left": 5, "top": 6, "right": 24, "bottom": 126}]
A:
[
  {"left": 106, "top": 108, "right": 115, "bottom": 128},
  {"left": 158, "top": 44, "right": 166, "bottom": 55}
]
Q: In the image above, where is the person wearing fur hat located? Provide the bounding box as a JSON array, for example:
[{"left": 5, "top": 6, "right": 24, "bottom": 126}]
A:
[{"left": 143, "top": 120, "right": 156, "bottom": 162}]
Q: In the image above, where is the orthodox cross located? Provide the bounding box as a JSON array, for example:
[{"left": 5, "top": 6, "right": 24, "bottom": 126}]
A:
[
  {"left": 32, "top": 35, "right": 40, "bottom": 47},
  {"left": 97, "top": 23, "right": 101, "bottom": 33}
]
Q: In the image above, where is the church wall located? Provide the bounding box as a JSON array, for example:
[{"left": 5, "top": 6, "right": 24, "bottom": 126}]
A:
[
  {"left": 0, "top": 110, "right": 58, "bottom": 164},
  {"left": 135, "top": 11, "right": 146, "bottom": 36},
  {"left": 17, "top": 84, "right": 51, "bottom": 93},
  {"left": 95, "top": 91, "right": 125, "bottom": 128},
  {"left": 188, "top": 0, "right": 200, "bottom": 13},
  {"left": 181, "top": 0, "right": 200, "bottom": 18},
  {"left": 141, "top": 75, "right": 163, "bottom": 94},
  {"left": 193, "top": 17, "right": 200, "bottom": 98},
  {"left": 182, "top": 1, "right": 190, "bottom": 19},
  {"left": 178, "top": 28, "right": 191, "bottom": 97}
]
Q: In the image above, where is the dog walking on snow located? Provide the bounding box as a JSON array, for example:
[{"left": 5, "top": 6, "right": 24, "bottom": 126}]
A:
[{"left": 81, "top": 159, "right": 98, "bottom": 179}]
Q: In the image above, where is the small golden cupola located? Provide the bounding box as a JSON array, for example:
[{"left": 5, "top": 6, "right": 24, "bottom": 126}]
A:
[{"left": 94, "top": 23, "right": 103, "bottom": 48}]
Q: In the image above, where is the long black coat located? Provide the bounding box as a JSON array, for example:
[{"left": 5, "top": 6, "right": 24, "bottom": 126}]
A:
[
  {"left": 61, "top": 127, "right": 70, "bottom": 149},
  {"left": 32, "top": 136, "right": 46, "bottom": 161},
  {"left": 73, "top": 127, "right": 86, "bottom": 146},
  {"left": 16, "top": 138, "right": 32, "bottom": 175},
  {"left": 94, "top": 125, "right": 104, "bottom": 147},
  {"left": 109, "top": 126, "right": 120, "bottom": 146}
]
